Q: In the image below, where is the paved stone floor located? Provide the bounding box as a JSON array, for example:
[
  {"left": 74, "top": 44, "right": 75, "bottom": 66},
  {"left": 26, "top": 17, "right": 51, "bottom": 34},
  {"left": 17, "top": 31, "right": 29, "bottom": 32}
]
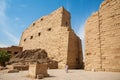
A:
[{"left": 0, "top": 69, "right": 120, "bottom": 80}]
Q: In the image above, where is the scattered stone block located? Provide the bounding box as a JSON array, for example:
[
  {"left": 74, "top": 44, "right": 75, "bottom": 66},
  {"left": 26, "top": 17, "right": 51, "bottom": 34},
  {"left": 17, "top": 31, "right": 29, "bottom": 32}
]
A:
[
  {"left": 28, "top": 63, "right": 49, "bottom": 78},
  {"left": 7, "top": 65, "right": 29, "bottom": 70},
  {"left": 7, "top": 69, "right": 19, "bottom": 73},
  {"left": 0, "top": 67, "right": 7, "bottom": 70},
  {"left": 37, "top": 74, "right": 44, "bottom": 79}
]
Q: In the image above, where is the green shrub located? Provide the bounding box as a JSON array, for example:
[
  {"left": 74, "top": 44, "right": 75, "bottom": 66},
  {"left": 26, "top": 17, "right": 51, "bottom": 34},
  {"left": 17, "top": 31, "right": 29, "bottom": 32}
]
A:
[{"left": 0, "top": 50, "right": 10, "bottom": 67}]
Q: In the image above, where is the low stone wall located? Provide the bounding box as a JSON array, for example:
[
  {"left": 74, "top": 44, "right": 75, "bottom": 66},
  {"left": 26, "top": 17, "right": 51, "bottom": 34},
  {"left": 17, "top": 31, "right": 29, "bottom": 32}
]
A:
[
  {"left": 7, "top": 65, "right": 29, "bottom": 70},
  {"left": 0, "top": 46, "right": 23, "bottom": 57},
  {"left": 48, "top": 62, "right": 58, "bottom": 69}
]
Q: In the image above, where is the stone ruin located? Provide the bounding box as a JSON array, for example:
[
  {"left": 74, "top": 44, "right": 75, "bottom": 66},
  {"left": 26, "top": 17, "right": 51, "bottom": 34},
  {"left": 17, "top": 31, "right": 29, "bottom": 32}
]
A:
[
  {"left": 1, "top": 0, "right": 119, "bottom": 73},
  {"left": 0, "top": 46, "right": 22, "bottom": 57},
  {"left": 28, "top": 63, "right": 49, "bottom": 79},
  {"left": 19, "top": 7, "right": 83, "bottom": 69},
  {"left": 9, "top": 48, "right": 58, "bottom": 70},
  {"left": 85, "top": 0, "right": 120, "bottom": 72}
]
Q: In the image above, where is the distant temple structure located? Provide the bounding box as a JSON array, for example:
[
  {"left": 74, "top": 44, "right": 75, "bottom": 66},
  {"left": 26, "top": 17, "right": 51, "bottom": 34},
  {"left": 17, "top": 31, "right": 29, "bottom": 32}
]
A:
[
  {"left": 19, "top": 7, "right": 83, "bottom": 69},
  {"left": 0, "top": 46, "right": 23, "bottom": 57},
  {"left": 85, "top": 0, "right": 120, "bottom": 72}
]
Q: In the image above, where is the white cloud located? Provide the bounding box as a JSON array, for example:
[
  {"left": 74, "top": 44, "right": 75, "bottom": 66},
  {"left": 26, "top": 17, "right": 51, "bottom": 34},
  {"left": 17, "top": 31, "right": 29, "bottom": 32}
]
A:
[
  {"left": 77, "top": 23, "right": 85, "bottom": 59},
  {"left": 0, "top": 0, "right": 6, "bottom": 14},
  {"left": 15, "top": 17, "right": 20, "bottom": 21},
  {"left": 4, "top": 31, "right": 19, "bottom": 45},
  {"left": 0, "top": 0, "right": 7, "bottom": 27},
  {"left": 77, "top": 23, "right": 85, "bottom": 41},
  {"left": 0, "top": 0, "right": 19, "bottom": 46},
  {"left": 0, "top": 43, "right": 9, "bottom": 47}
]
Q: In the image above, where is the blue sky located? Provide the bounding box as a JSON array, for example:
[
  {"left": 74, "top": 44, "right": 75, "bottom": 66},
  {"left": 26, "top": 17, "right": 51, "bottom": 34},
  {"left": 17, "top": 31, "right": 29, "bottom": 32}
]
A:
[{"left": 0, "top": 0, "right": 104, "bottom": 47}]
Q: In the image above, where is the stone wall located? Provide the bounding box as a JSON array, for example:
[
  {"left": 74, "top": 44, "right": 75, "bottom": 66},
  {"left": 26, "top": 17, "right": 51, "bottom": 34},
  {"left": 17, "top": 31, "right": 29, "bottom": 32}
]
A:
[
  {"left": 67, "top": 30, "right": 83, "bottom": 69},
  {"left": 19, "top": 7, "right": 83, "bottom": 69},
  {"left": 0, "top": 46, "right": 23, "bottom": 57},
  {"left": 85, "top": 0, "right": 120, "bottom": 72},
  {"left": 85, "top": 12, "right": 101, "bottom": 71},
  {"left": 7, "top": 65, "right": 29, "bottom": 70}
]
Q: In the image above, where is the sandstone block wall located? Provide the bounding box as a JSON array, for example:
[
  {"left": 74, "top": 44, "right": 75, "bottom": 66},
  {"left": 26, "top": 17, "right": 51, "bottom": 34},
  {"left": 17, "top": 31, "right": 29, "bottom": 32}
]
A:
[
  {"left": 85, "top": 0, "right": 120, "bottom": 72},
  {"left": 85, "top": 12, "right": 101, "bottom": 71},
  {"left": 19, "top": 7, "right": 83, "bottom": 69},
  {"left": 67, "top": 30, "right": 83, "bottom": 69}
]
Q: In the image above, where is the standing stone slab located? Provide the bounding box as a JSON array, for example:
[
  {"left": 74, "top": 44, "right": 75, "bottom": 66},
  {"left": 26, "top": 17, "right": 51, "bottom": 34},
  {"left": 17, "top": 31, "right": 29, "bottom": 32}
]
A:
[{"left": 28, "top": 63, "right": 48, "bottom": 78}]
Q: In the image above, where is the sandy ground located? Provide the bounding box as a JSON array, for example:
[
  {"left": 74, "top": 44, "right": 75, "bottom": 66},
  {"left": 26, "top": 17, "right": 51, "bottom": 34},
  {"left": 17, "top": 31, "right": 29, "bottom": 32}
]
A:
[{"left": 0, "top": 69, "right": 120, "bottom": 80}]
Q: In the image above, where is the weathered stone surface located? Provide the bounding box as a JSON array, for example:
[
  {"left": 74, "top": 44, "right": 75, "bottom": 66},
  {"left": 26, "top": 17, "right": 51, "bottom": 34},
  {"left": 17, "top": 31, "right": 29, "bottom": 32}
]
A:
[
  {"left": 28, "top": 63, "right": 48, "bottom": 78},
  {"left": 0, "top": 66, "right": 7, "bottom": 70},
  {"left": 10, "top": 48, "right": 58, "bottom": 69},
  {"left": 19, "top": 7, "right": 83, "bottom": 69},
  {"left": 7, "top": 65, "right": 29, "bottom": 70},
  {"left": 37, "top": 74, "right": 44, "bottom": 79},
  {"left": 85, "top": 0, "right": 120, "bottom": 72},
  {"left": 7, "top": 69, "right": 19, "bottom": 73}
]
